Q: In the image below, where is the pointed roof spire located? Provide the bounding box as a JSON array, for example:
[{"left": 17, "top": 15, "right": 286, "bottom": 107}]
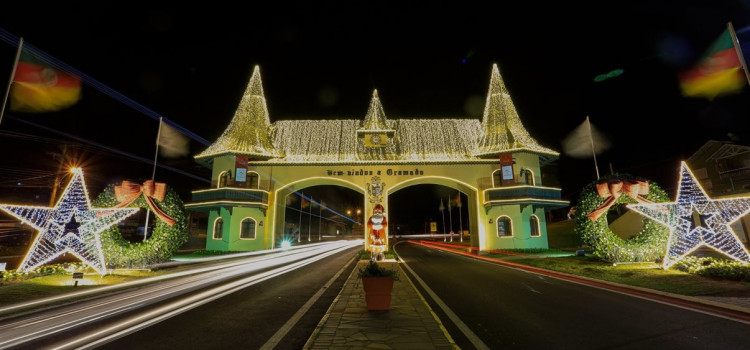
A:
[
  {"left": 195, "top": 65, "right": 282, "bottom": 160},
  {"left": 359, "top": 89, "right": 392, "bottom": 131},
  {"left": 473, "top": 63, "right": 558, "bottom": 158},
  {"left": 245, "top": 65, "right": 265, "bottom": 98}
]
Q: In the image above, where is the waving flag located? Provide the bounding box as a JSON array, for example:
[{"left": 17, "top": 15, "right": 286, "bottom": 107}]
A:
[
  {"left": 451, "top": 193, "right": 461, "bottom": 208},
  {"left": 158, "top": 119, "right": 190, "bottom": 158},
  {"left": 678, "top": 23, "right": 748, "bottom": 100},
  {"left": 10, "top": 49, "right": 81, "bottom": 113}
]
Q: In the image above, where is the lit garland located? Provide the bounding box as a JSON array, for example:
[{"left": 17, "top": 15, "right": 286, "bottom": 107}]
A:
[
  {"left": 628, "top": 161, "right": 750, "bottom": 269},
  {"left": 195, "top": 63, "right": 559, "bottom": 164},
  {"left": 574, "top": 174, "right": 670, "bottom": 263},
  {"left": 0, "top": 168, "right": 138, "bottom": 275}
]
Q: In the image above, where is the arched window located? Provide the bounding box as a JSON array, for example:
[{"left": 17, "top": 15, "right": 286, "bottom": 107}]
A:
[
  {"left": 240, "top": 218, "right": 256, "bottom": 239},
  {"left": 213, "top": 217, "right": 224, "bottom": 240},
  {"left": 218, "top": 171, "right": 231, "bottom": 188},
  {"left": 529, "top": 215, "right": 540, "bottom": 237},
  {"left": 524, "top": 169, "right": 535, "bottom": 186},
  {"left": 492, "top": 169, "right": 503, "bottom": 188},
  {"left": 247, "top": 171, "right": 260, "bottom": 189},
  {"left": 496, "top": 216, "right": 512, "bottom": 237}
]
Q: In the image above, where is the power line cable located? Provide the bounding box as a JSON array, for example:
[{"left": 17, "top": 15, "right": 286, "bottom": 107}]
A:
[{"left": 0, "top": 27, "right": 210, "bottom": 146}]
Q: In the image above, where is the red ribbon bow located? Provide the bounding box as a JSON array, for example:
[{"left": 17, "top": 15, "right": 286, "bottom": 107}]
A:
[
  {"left": 586, "top": 179, "right": 654, "bottom": 222},
  {"left": 114, "top": 180, "right": 176, "bottom": 226}
]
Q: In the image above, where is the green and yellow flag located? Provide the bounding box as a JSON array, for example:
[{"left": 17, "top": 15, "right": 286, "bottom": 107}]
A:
[{"left": 10, "top": 50, "right": 81, "bottom": 113}]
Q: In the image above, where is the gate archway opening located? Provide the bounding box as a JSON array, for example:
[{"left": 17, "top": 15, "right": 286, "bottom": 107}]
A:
[
  {"left": 387, "top": 177, "right": 479, "bottom": 248},
  {"left": 388, "top": 184, "right": 468, "bottom": 241},
  {"left": 274, "top": 180, "right": 365, "bottom": 247}
]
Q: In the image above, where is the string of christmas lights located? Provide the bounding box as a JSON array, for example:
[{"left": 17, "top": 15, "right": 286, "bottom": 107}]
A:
[
  {"left": 195, "top": 63, "right": 558, "bottom": 163},
  {"left": 473, "top": 64, "right": 558, "bottom": 157},
  {"left": 196, "top": 65, "right": 282, "bottom": 160},
  {"left": 0, "top": 168, "right": 138, "bottom": 275},
  {"left": 628, "top": 161, "right": 750, "bottom": 268}
]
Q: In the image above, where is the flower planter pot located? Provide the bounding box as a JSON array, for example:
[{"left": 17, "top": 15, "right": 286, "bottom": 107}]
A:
[{"left": 362, "top": 276, "right": 394, "bottom": 311}]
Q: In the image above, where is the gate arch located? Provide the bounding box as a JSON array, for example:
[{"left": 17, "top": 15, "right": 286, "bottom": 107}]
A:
[
  {"left": 271, "top": 177, "right": 365, "bottom": 247},
  {"left": 387, "top": 176, "right": 482, "bottom": 248},
  {"left": 187, "top": 64, "right": 568, "bottom": 253}
]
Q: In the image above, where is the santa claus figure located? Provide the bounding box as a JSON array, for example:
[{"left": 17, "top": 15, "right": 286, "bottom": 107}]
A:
[{"left": 367, "top": 204, "right": 387, "bottom": 246}]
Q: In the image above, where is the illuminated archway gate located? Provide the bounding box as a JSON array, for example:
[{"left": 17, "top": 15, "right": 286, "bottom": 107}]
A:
[{"left": 186, "top": 64, "right": 569, "bottom": 253}]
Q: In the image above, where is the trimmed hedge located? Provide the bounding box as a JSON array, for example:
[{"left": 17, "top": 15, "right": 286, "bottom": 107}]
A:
[{"left": 673, "top": 256, "right": 750, "bottom": 281}]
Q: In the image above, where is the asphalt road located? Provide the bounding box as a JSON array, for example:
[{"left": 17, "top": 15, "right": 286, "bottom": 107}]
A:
[
  {"left": 0, "top": 242, "right": 361, "bottom": 350},
  {"left": 395, "top": 241, "right": 750, "bottom": 350},
  {"left": 96, "top": 246, "right": 359, "bottom": 350}
]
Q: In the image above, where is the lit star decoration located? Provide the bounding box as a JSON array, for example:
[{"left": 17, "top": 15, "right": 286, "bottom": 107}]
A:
[
  {"left": 0, "top": 168, "right": 138, "bottom": 275},
  {"left": 628, "top": 161, "right": 750, "bottom": 269}
]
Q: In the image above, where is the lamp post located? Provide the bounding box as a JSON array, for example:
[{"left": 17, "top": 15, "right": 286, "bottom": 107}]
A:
[
  {"left": 356, "top": 208, "right": 362, "bottom": 234},
  {"left": 346, "top": 209, "right": 354, "bottom": 235}
]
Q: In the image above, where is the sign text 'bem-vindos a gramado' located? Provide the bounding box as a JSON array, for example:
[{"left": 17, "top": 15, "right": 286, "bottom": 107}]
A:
[{"left": 326, "top": 168, "right": 425, "bottom": 177}]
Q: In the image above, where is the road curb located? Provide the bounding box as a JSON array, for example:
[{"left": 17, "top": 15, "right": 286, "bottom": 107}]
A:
[{"left": 412, "top": 240, "right": 750, "bottom": 319}]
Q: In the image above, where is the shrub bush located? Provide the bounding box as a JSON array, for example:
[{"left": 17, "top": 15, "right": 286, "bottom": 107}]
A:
[{"left": 673, "top": 256, "right": 750, "bottom": 281}]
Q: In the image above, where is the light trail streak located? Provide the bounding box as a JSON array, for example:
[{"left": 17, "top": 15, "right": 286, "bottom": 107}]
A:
[
  {"left": 67, "top": 241, "right": 360, "bottom": 350},
  {"left": 0, "top": 240, "right": 362, "bottom": 350},
  {"left": 0, "top": 242, "right": 342, "bottom": 314}
]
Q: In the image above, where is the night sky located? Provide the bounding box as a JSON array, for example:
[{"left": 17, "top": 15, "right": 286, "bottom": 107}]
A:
[{"left": 2, "top": 2, "right": 750, "bottom": 232}]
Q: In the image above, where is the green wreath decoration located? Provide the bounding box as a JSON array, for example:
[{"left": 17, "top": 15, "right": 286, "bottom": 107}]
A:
[
  {"left": 574, "top": 173, "right": 670, "bottom": 263},
  {"left": 93, "top": 181, "right": 188, "bottom": 268}
]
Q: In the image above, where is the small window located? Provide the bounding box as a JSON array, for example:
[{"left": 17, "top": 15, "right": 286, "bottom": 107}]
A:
[
  {"left": 524, "top": 169, "right": 535, "bottom": 186},
  {"left": 218, "top": 171, "right": 231, "bottom": 188},
  {"left": 248, "top": 171, "right": 260, "bottom": 189},
  {"left": 240, "top": 218, "right": 256, "bottom": 239},
  {"left": 529, "top": 215, "right": 540, "bottom": 237},
  {"left": 213, "top": 217, "right": 224, "bottom": 240},
  {"left": 497, "top": 216, "right": 512, "bottom": 237},
  {"left": 492, "top": 169, "right": 503, "bottom": 188},
  {"left": 693, "top": 167, "right": 708, "bottom": 179},
  {"left": 703, "top": 179, "right": 713, "bottom": 190}
]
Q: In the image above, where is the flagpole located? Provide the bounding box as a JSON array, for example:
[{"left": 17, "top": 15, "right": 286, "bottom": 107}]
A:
[
  {"left": 728, "top": 22, "right": 750, "bottom": 87},
  {"left": 458, "top": 195, "right": 463, "bottom": 243},
  {"left": 447, "top": 196, "right": 453, "bottom": 242},
  {"left": 586, "top": 116, "right": 600, "bottom": 180},
  {"left": 440, "top": 199, "right": 446, "bottom": 236},
  {"left": 141, "top": 117, "right": 164, "bottom": 242},
  {"left": 0, "top": 37, "right": 23, "bottom": 126},
  {"left": 298, "top": 192, "right": 303, "bottom": 243}
]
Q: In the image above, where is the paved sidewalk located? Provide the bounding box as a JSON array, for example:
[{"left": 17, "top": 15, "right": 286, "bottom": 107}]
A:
[
  {"left": 304, "top": 260, "right": 458, "bottom": 350},
  {"left": 693, "top": 296, "right": 750, "bottom": 310}
]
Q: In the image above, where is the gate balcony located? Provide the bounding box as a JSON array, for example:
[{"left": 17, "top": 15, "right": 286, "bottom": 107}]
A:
[
  {"left": 186, "top": 188, "right": 269, "bottom": 211},
  {"left": 483, "top": 185, "right": 568, "bottom": 209}
]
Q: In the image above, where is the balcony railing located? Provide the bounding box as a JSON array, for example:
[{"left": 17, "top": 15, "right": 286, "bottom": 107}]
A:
[
  {"left": 484, "top": 185, "right": 562, "bottom": 202},
  {"left": 718, "top": 166, "right": 750, "bottom": 180},
  {"left": 191, "top": 188, "right": 268, "bottom": 205}
]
